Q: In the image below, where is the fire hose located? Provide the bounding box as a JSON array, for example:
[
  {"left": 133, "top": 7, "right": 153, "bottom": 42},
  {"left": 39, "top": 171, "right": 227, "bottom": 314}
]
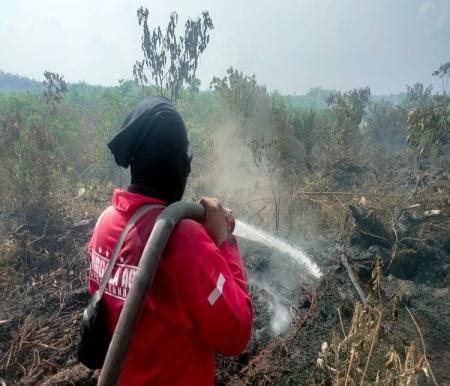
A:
[{"left": 97, "top": 201, "right": 206, "bottom": 386}]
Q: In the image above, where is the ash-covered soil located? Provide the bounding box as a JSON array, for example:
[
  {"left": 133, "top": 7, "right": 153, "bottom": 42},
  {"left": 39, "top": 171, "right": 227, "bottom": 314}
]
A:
[{"left": 1, "top": 202, "right": 449, "bottom": 385}]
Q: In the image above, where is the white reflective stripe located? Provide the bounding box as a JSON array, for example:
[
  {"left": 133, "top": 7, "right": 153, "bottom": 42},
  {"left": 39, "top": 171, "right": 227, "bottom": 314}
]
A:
[{"left": 207, "top": 273, "right": 226, "bottom": 306}]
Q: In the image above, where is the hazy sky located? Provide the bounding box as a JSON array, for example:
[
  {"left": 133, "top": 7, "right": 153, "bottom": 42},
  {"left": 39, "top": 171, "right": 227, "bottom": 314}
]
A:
[{"left": 1, "top": 0, "right": 449, "bottom": 94}]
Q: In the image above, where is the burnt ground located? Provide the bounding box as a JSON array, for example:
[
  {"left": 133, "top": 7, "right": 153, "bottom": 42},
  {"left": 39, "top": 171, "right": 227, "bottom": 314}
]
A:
[
  {"left": 216, "top": 186, "right": 450, "bottom": 385},
  {"left": 0, "top": 200, "right": 449, "bottom": 385},
  {"left": 217, "top": 254, "right": 450, "bottom": 385}
]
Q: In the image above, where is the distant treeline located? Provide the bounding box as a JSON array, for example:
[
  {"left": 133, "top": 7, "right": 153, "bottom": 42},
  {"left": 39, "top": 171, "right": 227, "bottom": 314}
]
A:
[
  {"left": 0, "top": 71, "right": 406, "bottom": 109},
  {"left": 0, "top": 71, "right": 43, "bottom": 94},
  {"left": 284, "top": 87, "right": 406, "bottom": 110}
]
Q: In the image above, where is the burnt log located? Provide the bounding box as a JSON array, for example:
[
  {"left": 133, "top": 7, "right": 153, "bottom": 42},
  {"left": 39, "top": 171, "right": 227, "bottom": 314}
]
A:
[
  {"left": 349, "top": 205, "right": 392, "bottom": 248},
  {"left": 348, "top": 204, "right": 449, "bottom": 287}
]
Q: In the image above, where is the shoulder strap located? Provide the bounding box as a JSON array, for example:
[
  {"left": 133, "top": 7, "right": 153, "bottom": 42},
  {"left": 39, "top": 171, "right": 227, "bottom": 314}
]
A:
[{"left": 97, "top": 204, "right": 163, "bottom": 297}]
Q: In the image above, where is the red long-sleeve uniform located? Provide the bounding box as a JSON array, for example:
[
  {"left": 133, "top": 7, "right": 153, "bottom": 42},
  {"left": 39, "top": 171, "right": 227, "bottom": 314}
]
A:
[{"left": 87, "top": 189, "right": 253, "bottom": 385}]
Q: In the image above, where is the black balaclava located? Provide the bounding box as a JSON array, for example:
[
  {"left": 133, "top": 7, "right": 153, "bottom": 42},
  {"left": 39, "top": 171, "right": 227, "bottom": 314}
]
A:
[{"left": 107, "top": 96, "right": 192, "bottom": 204}]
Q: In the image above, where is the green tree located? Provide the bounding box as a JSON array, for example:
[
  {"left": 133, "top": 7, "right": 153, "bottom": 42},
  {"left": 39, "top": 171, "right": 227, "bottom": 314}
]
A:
[
  {"left": 405, "top": 65, "right": 450, "bottom": 166},
  {"left": 405, "top": 83, "right": 433, "bottom": 108},
  {"left": 187, "top": 77, "right": 201, "bottom": 98},
  {"left": 210, "top": 67, "right": 269, "bottom": 118},
  {"left": 0, "top": 72, "right": 67, "bottom": 215},
  {"left": 432, "top": 61, "right": 450, "bottom": 95},
  {"left": 364, "top": 101, "right": 408, "bottom": 152},
  {"left": 327, "top": 87, "right": 371, "bottom": 151},
  {"left": 290, "top": 109, "right": 318, "bottom": 173},
  {"left": 407, "top": 94, "right": 449, "bottom": 165},
  {"left": 133, "top": 7, "right": 213, "bottom": 103},
  {"left": 42, "top": 71, "right": 68, "bottom": 108}
]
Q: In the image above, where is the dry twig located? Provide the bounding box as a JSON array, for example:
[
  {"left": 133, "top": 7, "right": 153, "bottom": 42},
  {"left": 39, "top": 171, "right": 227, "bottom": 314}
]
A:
[
  {"left": 340, "top": 254, "right": 367, "bottom": 306},
  {"left": 406, "top": 306, "right": 438, "bottom": 386}
]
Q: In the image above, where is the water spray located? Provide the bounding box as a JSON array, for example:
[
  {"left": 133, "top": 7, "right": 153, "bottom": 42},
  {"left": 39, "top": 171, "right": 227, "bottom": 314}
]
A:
[{"left": 234, "top": 219, "right": 322, "bottom": 278}]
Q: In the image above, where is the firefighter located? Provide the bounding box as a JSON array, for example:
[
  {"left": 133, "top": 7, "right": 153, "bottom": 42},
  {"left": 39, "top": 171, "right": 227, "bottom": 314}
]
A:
[{"left": 87, "top": 96, "right": 253, "bottom": 385}]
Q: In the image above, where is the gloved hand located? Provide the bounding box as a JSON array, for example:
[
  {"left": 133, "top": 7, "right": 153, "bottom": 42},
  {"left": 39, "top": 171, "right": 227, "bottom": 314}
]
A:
[{"left": 199, "top": 197, "right": 228, "bottom": 246}]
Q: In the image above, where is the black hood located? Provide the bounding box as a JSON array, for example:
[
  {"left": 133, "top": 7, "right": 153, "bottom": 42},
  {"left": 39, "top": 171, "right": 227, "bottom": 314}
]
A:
[{"left": 108, "top": 96, "right": 191, "bottom": 203}]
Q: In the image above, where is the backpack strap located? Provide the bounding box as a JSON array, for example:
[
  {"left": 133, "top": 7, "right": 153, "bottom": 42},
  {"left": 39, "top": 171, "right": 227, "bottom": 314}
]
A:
[{"left": 97, "top": 204, "right": 163, "bottom": 297}]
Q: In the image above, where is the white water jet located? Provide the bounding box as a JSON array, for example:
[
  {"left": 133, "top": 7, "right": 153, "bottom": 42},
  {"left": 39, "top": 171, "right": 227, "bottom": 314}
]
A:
[{"left": 234, "top": 219, "right": 322, "bottom": 278}]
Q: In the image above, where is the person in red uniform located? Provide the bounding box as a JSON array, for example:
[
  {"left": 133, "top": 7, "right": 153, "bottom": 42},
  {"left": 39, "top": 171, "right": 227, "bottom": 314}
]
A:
[{"left": 87, "top": 96, "right": 253, "bottom": 385}]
